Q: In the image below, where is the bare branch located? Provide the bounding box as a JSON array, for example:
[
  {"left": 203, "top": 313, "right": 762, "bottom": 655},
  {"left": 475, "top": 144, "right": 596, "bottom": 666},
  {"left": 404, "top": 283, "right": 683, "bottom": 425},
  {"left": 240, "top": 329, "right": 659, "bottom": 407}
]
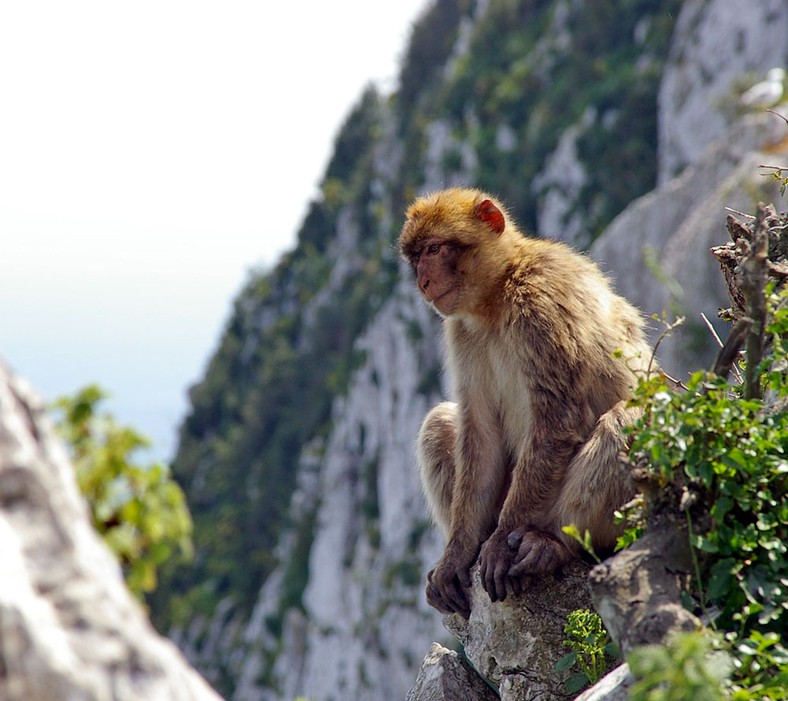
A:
[
  {"left": 712, "top": 317, "right": 751, "bottom": 381},
  {"left": 659, "top": 370, "right": 689, "bottom": 392},
  {"left": 740, "top": 204, "right": 770, "bottom": 400},
  {"left": 766, "top": 108, "right": 788, "bottom": 126},
  {"left": 703, "top": 312, "right": 744, "bottom": 383},
  {"left": 723, "top": 207, "right": 755, "bottom": 220},
  {"left": 647, "top": 316, "right": 684, "bottom": 378}
]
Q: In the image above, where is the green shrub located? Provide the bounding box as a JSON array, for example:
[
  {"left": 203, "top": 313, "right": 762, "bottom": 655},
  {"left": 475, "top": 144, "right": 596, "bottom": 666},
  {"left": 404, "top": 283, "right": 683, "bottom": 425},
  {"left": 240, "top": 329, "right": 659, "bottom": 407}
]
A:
[
  {"left": 624, "top": 287, "right": 788, "bottom": 697},
  {"left": 53, "top": 385, "right": 193, "bottom": 599}
]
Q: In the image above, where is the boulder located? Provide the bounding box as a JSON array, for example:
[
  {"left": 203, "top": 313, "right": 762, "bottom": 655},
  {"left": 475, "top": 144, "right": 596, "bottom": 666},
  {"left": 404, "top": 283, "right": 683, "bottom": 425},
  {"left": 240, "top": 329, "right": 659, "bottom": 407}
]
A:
[
  {"left": 405, "top": 642, "right": 498, "bottom": 701},
  {"left": 0, "top": 362, "right": 223, "bottom": 701},
  {"left": 408, "top": 560, "right": 596, "bottom": 701}
]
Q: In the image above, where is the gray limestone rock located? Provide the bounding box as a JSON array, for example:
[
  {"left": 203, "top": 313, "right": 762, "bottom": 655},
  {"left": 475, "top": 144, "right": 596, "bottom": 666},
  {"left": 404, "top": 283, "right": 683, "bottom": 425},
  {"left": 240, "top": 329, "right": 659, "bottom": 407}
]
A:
[
  {"left": 575, "top": 664, "right": 632, "bottom": 701},
  {"left": 0, "top": 362, "right": 222, "bottom": 701},
  {"left": 591, "top": 113, "right": 788, "bottom": 377},
  {"left": 657, "top": 0, "right": 788, "bottom": 182},
  {"left": 442, "top": 560, "right": 595, "bottom": 701},
  {"left": 406, "top": 643, "right": 498, "bottom": 701}
]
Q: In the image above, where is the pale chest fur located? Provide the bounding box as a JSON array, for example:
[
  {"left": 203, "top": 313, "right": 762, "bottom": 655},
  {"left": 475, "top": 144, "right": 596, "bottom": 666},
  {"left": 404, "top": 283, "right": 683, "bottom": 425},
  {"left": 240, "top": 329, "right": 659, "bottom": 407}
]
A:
[{"left": 446, "top": 320, "right": 533, "bottom": 452}]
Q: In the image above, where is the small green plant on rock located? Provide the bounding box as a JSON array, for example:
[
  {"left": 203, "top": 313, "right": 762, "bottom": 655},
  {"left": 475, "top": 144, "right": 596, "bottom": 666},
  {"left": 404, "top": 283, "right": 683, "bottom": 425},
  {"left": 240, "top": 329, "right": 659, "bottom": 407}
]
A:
[{"left": 556, "top": 609, "right": 620, "bottom": 695}]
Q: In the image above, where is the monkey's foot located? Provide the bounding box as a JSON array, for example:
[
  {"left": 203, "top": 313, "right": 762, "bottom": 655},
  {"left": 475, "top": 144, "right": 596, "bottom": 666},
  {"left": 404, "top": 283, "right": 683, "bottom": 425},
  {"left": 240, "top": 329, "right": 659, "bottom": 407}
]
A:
[
  {"left": 506, "top": 528, "right": 571, "bottom": 577},
  {"left": 425, "top": 559, "right": 472, "bottom": 618},
  {"left": 478, "top": 531, "right": 523, "bottom": 603}
]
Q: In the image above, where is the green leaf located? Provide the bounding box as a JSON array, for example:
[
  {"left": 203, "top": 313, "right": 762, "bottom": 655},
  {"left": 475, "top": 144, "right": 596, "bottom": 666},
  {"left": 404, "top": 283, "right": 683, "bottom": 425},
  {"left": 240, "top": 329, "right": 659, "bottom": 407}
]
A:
[
  {"left": 564, "top": 672, "right": 590, "bottom": 695},
  {"left": 555, "top": 652, "right": 578, "bottom": 673}
]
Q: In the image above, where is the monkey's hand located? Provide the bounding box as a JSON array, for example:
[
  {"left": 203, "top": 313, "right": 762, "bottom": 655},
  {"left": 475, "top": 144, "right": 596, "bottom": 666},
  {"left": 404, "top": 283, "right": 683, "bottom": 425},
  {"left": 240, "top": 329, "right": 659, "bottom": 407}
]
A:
[
  {"left": 478, "top": 530, "right": 521, "bottom": 603},
  {"left": 425, "top": 548, "right": 474, "bottom": 618},
  {"left": 506, "top": 528, "right": 571, "bottom": 577}
]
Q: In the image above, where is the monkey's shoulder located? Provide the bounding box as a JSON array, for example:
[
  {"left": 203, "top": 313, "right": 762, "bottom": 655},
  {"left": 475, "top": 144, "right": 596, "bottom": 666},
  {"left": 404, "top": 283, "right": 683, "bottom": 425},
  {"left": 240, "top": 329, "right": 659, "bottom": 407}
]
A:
[
  {"left": 498, "top": 243, "right": 608, "bottom": 316},
  {"left": 509, "top": 237, "right": 607, "bottom": 283}
]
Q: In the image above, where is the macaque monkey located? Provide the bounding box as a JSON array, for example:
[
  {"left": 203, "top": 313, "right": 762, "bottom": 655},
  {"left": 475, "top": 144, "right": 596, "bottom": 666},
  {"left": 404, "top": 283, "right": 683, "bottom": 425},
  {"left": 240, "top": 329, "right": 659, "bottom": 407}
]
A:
[{"left": 399, "top": 188, "right": 651, "bottom": 618}]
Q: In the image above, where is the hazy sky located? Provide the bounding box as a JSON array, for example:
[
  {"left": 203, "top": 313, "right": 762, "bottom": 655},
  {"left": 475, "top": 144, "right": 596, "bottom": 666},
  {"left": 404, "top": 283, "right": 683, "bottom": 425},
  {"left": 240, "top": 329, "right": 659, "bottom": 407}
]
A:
[{"left": 0, "top": 0, "right": 427, "bottom": 460}]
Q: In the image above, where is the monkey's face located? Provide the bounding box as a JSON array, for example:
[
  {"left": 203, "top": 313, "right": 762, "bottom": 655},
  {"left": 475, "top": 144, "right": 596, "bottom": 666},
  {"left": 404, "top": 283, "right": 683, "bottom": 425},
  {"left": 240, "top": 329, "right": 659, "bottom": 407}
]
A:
[
  {"left": 400, "top": 188, "right": 510, "bottom": 319},
  {"left": 406, "top": 237, "right": 464, "bottom": 317}
]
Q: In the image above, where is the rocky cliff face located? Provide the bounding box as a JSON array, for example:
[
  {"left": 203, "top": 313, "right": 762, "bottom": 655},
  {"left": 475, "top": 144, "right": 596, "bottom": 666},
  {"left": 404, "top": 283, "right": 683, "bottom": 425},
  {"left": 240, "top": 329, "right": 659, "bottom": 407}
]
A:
[
  {"left": 230, "top": 284, "right": 447, "bottom": 701},
  {"left": 657, "top": 0, "right": 788, "bottom": 182},
  {"left": 156, "top": 1, "right": 788, "bottom": 700}
]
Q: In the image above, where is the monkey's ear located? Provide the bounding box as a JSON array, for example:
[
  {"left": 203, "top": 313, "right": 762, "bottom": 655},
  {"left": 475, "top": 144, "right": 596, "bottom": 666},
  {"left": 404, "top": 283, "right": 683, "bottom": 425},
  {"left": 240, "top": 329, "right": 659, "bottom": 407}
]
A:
[{"left": 475, "top": 199, "right": 505, "bottom": 234}]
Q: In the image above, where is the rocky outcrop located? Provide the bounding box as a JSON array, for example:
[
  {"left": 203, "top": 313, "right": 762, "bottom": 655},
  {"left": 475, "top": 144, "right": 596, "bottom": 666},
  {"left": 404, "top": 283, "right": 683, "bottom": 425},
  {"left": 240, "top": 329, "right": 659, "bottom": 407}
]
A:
[
  {"left": 405, "top": 643, "right": 498, "bottom": 701},
  {"left": 0, "top": 363, "right": 222, "bottom": 701},
  {"left": 408, "top": 561, "right": 595, "bottom": 701}
]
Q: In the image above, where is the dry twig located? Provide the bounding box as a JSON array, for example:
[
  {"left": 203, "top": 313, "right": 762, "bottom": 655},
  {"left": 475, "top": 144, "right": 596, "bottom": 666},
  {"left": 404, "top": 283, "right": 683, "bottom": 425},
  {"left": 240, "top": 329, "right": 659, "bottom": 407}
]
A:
[
  {"left": 702, "top": 312, "right": 744, "bottom": 383},
  {"left": 712, "top": 317, "right": 751, "bottom": 382}
]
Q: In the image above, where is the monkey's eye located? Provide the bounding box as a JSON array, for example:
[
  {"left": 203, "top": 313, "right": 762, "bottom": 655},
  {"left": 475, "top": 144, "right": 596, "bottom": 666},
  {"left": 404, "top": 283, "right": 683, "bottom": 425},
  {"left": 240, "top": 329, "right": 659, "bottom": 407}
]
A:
[{"left": 426, "top": 243, "right": 441, "bottom": 255}]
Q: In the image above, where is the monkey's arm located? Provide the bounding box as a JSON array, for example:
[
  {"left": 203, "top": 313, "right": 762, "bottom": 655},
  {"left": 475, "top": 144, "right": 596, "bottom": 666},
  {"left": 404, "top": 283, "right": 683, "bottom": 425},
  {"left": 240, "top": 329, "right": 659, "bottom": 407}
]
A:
[
  {"left": 480, "top": 423, "right": 580, "bottom": 600},
  {"left": 426, "top": 399, "right": 506, "bottom": 617}
]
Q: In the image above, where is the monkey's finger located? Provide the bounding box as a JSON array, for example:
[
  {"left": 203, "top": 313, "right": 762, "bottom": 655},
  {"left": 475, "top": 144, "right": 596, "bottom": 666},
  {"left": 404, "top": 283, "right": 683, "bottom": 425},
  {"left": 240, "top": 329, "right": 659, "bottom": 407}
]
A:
[
  {"left": 425, "top": 585, "right": 444, "bottom": 612},
  {"left": 508, "top": 542, "right": 539, "bottom": 577},
  {"left": 482, "top": 559, "right": 507, "bottom": 602},
  {"left": 450, "top": 578, "right": 471, "bottom": 615},
  {"left": 479, "top": 557, "right": 489, "bottom": 590},
  {"left": 436, "top": 582, "right": 467, "bottom": 617},
  {"left": 494, "top": 561, "right": 510, "bottom": 601},
  {"left": 480, "top": 560, "right": 495, "bottom": 599},
  {"left": 508, "top": 559, "right": 529, "bottom": 577},
  {"left": 454, "top": 593, "right": 471, "bottom": 619},
  {"left": 511, "top": 541, "right": 555, "bottom": 575},
  {"left": 507, "top": 529, "right": 524, "bottom": 550},
  {"left": 428, "top": 583, "right": 458, "bottom": 616}
]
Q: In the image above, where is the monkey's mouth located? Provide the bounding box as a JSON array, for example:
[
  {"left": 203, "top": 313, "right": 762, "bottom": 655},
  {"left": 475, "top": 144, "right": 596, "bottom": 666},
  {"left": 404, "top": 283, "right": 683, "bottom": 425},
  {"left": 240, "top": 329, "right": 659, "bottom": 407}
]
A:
[
  {"left": 425, "top": 289, "right": 449, "bottom": 305},
  {"left": 429, "top": 289, "right": 457, "bottom": 315}
]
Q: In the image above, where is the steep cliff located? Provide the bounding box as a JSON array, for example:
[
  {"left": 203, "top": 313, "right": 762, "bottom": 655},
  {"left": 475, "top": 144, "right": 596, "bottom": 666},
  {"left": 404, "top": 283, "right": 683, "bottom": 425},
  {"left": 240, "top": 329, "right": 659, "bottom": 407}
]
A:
[{"left": 150, "top": 1, "right": 788, "bottom": 699}]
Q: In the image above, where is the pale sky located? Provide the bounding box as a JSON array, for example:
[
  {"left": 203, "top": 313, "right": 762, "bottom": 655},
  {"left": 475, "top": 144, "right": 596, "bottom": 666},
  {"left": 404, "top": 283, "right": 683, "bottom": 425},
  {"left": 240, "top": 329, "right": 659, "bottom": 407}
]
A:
[{"left": 0, "top": 0, "right": 427, "bottom": 460}]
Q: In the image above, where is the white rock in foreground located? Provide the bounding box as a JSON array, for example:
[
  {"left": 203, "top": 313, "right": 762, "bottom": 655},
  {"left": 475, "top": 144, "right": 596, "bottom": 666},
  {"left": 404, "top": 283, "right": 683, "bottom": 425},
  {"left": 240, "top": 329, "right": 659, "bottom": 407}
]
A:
[{"left": 0, "top": 361, "right": 223, "bottom": 701}]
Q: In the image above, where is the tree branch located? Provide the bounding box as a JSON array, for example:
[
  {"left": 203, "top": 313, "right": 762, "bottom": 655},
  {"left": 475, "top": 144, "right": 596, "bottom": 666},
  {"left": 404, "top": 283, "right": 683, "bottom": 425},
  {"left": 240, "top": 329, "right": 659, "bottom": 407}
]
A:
[{"left": 741, "top": 204, "right": 770, "bottom": 399}]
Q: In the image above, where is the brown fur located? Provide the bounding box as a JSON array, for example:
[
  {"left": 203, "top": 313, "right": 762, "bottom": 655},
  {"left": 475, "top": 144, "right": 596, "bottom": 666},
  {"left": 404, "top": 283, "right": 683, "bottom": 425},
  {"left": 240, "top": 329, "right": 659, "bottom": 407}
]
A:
[{"left": 399, "top": 188, "right": 650, "bottom": 617}]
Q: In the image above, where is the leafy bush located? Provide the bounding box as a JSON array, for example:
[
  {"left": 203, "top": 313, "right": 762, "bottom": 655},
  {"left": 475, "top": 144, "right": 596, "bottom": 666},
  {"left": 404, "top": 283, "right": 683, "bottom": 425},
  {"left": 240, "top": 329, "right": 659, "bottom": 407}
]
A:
[
  {"left": 623, "top": 287, "right": 788, "bottom": 697},
  {"left": 53, "top": 385, "right": 193, "bottom": 599},
  {"left": 629, "top": 631, "right": 732, "bottom": 701}
]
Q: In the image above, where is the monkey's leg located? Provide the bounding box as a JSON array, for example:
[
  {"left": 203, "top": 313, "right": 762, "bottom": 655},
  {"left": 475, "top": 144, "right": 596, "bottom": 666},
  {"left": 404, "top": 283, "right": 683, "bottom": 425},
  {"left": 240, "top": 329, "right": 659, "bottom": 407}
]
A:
[
  {"left": 418, "top": 402, "right": 475, "bottom": 616},
  {"left": 508, "top": 401, "right": 638, "bottom": 576},
  {"left": 416, "top": 401, "right": 458, "bottom": 540},
  {"left": 552, "top": 400, "right": 639, "bottom": 554}
]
